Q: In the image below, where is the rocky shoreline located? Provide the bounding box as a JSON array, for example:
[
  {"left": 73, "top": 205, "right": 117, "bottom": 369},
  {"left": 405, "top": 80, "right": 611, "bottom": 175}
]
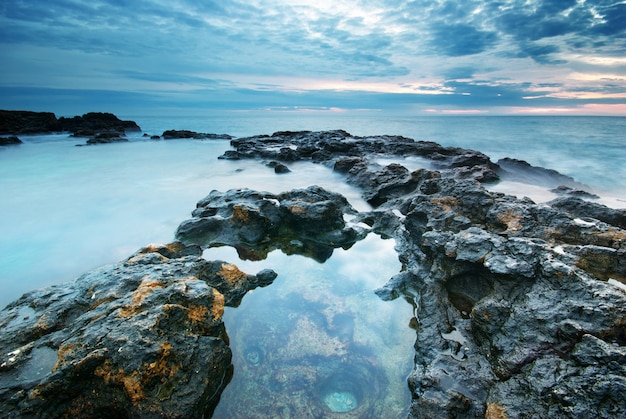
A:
[{"left": 1, "top": 129, "right": 625, "bottom": 418}]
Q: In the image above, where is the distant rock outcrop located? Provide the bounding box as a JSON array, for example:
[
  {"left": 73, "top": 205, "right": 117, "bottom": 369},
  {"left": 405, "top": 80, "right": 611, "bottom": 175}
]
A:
[
  {"left": 0, "top": 110, "right": 140, "bottom": 136},
  {"left": 0, "top": 136, "right": 22, "bottom": 146},
  {"left": 0, "top": 110, "right": 59, "bottom": 134},
  {"left": 161, "top": 130, "right": 233, "bottom": 140}
]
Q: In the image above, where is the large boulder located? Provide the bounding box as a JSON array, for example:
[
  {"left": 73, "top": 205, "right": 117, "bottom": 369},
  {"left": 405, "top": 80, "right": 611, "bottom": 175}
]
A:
[{"left": 0, "top": 242, "right": 276, "bottom": 418}]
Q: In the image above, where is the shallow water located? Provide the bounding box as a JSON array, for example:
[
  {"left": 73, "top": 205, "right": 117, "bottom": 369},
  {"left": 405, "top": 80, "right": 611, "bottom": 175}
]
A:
[
  {"left": 207, "top": 234, "right": 414, "bottom": 418},
  {"left": 0, "top": 135, "right": 364, "bottom": 308}
]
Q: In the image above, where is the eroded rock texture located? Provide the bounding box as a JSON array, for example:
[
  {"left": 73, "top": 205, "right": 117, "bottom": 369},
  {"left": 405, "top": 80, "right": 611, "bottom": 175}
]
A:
[
  {"left": 176, "top": 185, "right": 367, "bottom": 263},
  {"left": 222, "top": 130, "right": 626, "bottom": 418},
  {"left": 0, "top": 242, "right": 276, "bottom": 418}
]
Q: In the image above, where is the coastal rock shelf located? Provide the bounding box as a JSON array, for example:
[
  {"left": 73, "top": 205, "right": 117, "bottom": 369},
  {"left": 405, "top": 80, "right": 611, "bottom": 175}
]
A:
[{"left": 1, "top": 130, "right": 625, "bottom": 418}]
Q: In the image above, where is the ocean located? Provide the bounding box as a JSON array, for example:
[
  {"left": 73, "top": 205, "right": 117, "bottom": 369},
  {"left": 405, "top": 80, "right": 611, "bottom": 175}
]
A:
[
  {"left": 1, "top": 113, "right": 624, "bottom": 309},
  {"left": 1, "top": 113, "right": 624, "bottom": 417}
]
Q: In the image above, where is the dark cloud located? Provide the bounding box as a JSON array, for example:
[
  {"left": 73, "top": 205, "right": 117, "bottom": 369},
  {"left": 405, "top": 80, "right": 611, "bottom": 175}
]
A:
[{"left": 430, "top": 24, "right": 498, "bottom": 56}]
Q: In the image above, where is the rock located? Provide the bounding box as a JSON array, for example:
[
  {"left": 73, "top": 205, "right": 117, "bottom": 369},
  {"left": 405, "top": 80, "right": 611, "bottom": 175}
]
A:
[
  {"left": 0, "top": 110, "right": 141, "bottom": 136},
  {"left": 267, "top": 161, "right": 291, "bottom": 174},
  {"left": 0, "top": 110, "right": 59, "bottom": 134},
  {"left": 548, "top": 196, "right": 626, "bottom": 229},
  {"left": 551, "top": 185, "right": 600, "bottom": 199},
  {"left": 0, "top": 242, "right": 276, "bottom": 418},
  {"left": 0, "top": 136, "right": 22, "bottom": 146},
  {"left": 497, "top": 157, "right": 588, "bottom": 189},
  {"left": 175, "top": 186, "right": 367, "bottom": 262},
  {"left": 59, "top": 112, "right": 141, "bottom": 136},
  {"left": 84, "top": 132, "right": 129, "bottom": 145},
  {"left": 162, "top": 130, "right": 233, "bottom": 140}
]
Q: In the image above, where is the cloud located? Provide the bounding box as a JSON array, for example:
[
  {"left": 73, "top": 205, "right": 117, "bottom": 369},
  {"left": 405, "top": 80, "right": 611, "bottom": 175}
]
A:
[
  {"left": 430, "top": 24, "right": 498, "bottom": 56},
  {"left": 0, "top": 0, "right": 624, "bottom": 115}
]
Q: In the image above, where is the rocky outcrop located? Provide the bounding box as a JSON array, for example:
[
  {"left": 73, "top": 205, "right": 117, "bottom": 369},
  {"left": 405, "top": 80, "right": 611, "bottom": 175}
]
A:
[
  {"left": 0, "top": 111, "right": 59, "bottom": 135},
  {"left": 0, "top": 242, "right": 276, "bottom": 418},
  {"left": 176, "top": 186, "right": 366, "bottom": 263},
  {"left": 1, "top": 129, "right": 624, "bottom": 418},
  {"left": 0, "top": 110, "right": 140, "bottom": 136},
  {"left": 218, "top": 130, "right": 626, "bottom": 417},
  {"left": 0, "top": 136, "right": 22, "bottom": 146},
  {"left": 219, "top": 130, "right": 500, "bottom": 182},
  {"left": 162, "top": 130, "right": 233, "bottom": 140},
  {"left": 60, "top": 112, "right": 140, "bottom": 136}
]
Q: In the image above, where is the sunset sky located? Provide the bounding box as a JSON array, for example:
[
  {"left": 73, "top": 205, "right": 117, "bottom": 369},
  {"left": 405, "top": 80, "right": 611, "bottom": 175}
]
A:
[{"left": 1, "top": 0, "right": 625, "bottom": 115}]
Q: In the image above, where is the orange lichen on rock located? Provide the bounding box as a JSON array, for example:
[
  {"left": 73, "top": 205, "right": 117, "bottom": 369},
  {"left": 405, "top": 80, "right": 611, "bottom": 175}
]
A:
[
  {"left": 431, "top": 196, "right": 458, "bottom": 212},
  {"left": 211, "top": 288, "right": 225, "bottom": 319},
  {"left": 232, "top": 205, "right": 251, "bottom": 222},
  {"left": 485, "top": 402, "right": 508, "bottom": 419},
  {"left": 288, "top": 205, "right": 307, "bottom": 215},
  {"left": 497, "top": 210, "right": 523, "bottom": 233},
  {"left": 217, "top": 263, "right": 248, "bottom": 286},
  {"left": 53, "top": 344, "right": 74, "bottom": 371},
  {"left": 94, "top": 342, "right": 180, "bottom": 404},
  {"left": 119, "top": 277, "right": 165, "bottom": 318},
  {"left": 187, "top": 305, "right": 210, "bottom": 323}
]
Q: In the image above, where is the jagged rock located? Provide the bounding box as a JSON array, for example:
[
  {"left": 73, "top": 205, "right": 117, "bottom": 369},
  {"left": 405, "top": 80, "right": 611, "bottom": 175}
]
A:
[
  {"left": 0, "top": 242, "right": 276, "bottom": 418},
  {"left": 176, "top": 186, "right": 366, "bottom": 262},
  {"left": 548, "top": 196, "right": 626, "bottom": 229},
  {"left": 162, "top": 130, "right": 233, "bottom": 140},
  {"left": 223, "top": 130, "right": 500, "bottom": 182},
  {"left": 497, "top": 157, "right": 589, "bottom": 189},
  {"left": 0, "top": 136, "right": 22, "bottom": 146}
]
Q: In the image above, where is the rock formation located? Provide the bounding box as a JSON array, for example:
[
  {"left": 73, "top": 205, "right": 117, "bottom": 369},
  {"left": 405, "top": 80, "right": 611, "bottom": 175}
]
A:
[
  {"left": 0, "top": 136, "right": 22, "bottom": 146},
  {"left": 161, "top": 130, "right": 233, "bottom": 140},
  {"left": 1, "top": 129, "right": 624, "bottom": 418},
  {"left": 0, "top": 242, "right": 276, "bottom": 418},
  {"left": 0, "top": 110, "right": 140, "bottom": 136}
]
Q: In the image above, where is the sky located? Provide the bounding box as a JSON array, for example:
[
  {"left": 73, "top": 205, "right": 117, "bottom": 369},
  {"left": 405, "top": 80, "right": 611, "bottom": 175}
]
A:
[{"left": 1, "top": 0, "right": 626, "bottom": 116}]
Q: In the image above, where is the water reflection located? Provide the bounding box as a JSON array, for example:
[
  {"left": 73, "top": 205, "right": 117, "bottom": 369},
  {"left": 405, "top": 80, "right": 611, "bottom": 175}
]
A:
[{"left": 207, "top": 234, "right": 414, "bottom": 418}]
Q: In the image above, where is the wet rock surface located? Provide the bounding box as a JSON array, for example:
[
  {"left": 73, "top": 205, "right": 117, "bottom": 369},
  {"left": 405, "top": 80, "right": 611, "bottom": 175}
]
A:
[
  {"left": 1, "top": 130, "right": 625, "bottom": 418},
  {"left": 175, "top": 185, "right": 367, "bottom": 263},
  {"left": 0, "top": 242, "right": 276, "bottom": 418}
]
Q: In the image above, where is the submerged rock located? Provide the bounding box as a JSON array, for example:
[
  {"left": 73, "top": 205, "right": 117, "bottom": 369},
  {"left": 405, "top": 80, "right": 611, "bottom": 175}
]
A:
[
  {"left": 0, "top": 242, "right": 276, "bottom": 418},
  {"left": 162, "top": 130, "right": 233, "bottom": 140},
  {"left": 0, "top": 136, "right": 22, "bottom": 146}
]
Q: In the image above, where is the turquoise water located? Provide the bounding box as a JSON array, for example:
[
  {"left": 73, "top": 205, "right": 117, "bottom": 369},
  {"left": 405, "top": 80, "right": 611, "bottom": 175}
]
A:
[{"left": 206, "top": 234, "right": 414, "bottom": 418}]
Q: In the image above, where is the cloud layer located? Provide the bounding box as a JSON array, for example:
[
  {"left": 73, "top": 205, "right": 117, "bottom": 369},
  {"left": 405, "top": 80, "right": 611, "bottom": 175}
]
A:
[{"left": 1, "top": 0, "right": 625, "bottom": 114}]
